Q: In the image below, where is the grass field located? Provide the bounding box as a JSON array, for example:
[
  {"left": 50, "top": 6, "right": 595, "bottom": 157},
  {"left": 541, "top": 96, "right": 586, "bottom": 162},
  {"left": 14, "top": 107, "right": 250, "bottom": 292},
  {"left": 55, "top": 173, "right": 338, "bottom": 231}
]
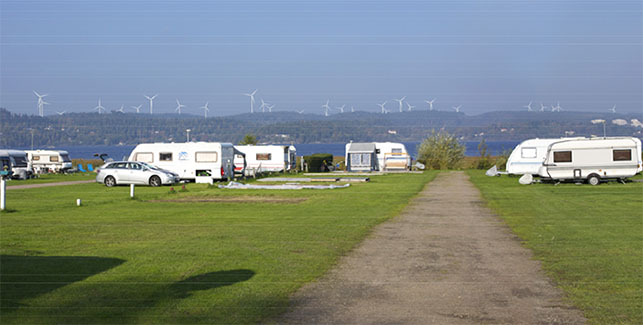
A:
[
  {"left": 468, "top": 171, "right": 643, "bottom": 324},
  {"left": 0, "top": 172, "right": 436, "bottom": 324},
  {"left": 6, "top": 173, "right": 96, "bottom": 186}
]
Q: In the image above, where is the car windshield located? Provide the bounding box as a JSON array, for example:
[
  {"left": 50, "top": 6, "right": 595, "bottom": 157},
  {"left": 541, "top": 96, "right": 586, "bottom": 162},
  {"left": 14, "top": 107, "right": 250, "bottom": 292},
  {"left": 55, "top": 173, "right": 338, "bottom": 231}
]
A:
[{"left": 140, "top": 162, "right": 162, "bottom": 171}]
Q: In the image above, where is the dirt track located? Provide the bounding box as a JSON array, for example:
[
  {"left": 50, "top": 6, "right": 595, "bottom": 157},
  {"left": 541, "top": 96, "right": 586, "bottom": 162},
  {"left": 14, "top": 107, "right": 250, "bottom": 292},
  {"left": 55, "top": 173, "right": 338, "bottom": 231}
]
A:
[{"left": 276, "top": 171, "right": 585, "bottom": 324}]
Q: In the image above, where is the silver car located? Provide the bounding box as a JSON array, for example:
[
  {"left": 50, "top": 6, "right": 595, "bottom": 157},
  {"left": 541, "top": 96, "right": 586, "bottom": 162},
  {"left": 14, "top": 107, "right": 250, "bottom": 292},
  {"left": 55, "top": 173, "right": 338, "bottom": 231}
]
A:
[{"left": 96, "top": 161, "right": 179, "bottom": 187}]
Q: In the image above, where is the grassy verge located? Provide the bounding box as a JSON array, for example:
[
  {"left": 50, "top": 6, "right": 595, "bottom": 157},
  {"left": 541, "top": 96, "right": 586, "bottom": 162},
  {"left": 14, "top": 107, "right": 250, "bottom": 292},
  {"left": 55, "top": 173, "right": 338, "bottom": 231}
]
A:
[
  {"left": 6, "top": 173, "right": 96, "bottom": 186},
  {"left": 467, "top": 170, "right": 643, "bottom": 324},
  {"left": 1, "top": 172, "right": 436, "bottom": 324}
]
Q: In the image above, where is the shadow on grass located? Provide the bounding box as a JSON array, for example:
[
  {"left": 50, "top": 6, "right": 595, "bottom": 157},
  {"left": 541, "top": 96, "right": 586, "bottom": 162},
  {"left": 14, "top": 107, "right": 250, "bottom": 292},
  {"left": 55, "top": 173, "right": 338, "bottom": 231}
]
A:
[
  {"left": 169, "top": 269, "right": 255, "bottom": 299},
  {"left": 0, "top": 255, "right": 126, "bottom": 309}
]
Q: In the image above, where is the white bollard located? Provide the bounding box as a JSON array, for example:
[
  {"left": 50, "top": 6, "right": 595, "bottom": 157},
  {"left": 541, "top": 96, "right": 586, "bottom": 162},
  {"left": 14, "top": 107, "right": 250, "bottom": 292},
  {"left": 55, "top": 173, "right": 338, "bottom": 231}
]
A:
[
  {"left": 76, "top": 198, "right": 81, "bottom": 206},
  {"left": 130, "top": 184, "right": 135, "bottom": 198},
  {"left": 1, "top": 178, "right": 6, "bottom": 211}
]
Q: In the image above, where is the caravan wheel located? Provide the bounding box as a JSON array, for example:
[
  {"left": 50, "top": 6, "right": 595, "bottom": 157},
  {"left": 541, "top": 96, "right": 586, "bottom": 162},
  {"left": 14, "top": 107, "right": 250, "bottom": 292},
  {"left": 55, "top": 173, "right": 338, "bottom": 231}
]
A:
[{"left": 587, "top": 174, "right": 600, "bottom": 186}]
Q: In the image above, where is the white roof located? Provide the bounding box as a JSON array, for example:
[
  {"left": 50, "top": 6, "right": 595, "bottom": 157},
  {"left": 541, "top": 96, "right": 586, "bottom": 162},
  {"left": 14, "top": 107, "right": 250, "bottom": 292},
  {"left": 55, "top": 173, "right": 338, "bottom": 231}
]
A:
[{"left": 550, "top": 137, "right": 639, "bottom": 150}]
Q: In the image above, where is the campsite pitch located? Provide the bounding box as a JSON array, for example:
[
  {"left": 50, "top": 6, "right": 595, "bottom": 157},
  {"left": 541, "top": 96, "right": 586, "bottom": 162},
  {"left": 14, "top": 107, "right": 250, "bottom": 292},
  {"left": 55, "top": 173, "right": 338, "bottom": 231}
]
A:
[{"left": 0, "top": 172, "right": 435, "bottom": 324}]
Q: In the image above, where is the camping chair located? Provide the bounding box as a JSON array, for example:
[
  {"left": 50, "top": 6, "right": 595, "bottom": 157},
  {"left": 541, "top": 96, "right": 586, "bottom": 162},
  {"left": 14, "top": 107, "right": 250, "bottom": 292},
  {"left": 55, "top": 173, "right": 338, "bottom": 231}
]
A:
[
  {"left": 78, "top": 164, "right": 87, "bottom": 173},
  {"left": 88, "top": 164, "right": 94, "bottom": 172}
]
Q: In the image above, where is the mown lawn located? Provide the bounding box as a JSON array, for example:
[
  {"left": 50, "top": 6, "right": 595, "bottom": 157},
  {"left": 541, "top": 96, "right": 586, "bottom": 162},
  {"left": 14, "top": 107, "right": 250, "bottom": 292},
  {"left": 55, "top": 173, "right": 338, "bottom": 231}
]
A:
[
  {"left": 0, "top": 172, "right": 436, "bottom": 324},
  {"left": 468, "top": 171, "right": 643, "bottom": 324},
  {"left": 6, "top": 173, "right": 95, "bottom": 186}
]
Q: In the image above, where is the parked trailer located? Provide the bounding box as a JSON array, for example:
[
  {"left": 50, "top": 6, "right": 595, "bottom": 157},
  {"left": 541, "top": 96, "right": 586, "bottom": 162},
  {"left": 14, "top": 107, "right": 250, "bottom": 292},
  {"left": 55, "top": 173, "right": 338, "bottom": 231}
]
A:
[
  {"left": 234, "top": 145, "right": 296, "bottom": 176},
  {"left": 537, "top": 137, "right": 642, "bottom": 185},
  {"left": 506, "top": 137, "right": 585, "bottom": 175},
  {"left": 129, "top": 142, "right": 235, "bottom": 181},
  {"left": 25, "top": 150, "right": 72, "bottom": 174},
  {"left": 2, "top": 150, "right": 32, "bottom": 179},
  {"left": 345, "top": 142, "right": 378, "bottom": 172},
  {"left": 374, "top": 142, "right": 411, "bottom": 171}
]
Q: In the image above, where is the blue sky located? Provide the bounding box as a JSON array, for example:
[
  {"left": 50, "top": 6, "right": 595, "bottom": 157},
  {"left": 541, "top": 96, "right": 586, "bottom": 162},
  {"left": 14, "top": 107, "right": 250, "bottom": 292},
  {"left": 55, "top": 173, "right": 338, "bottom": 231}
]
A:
[{"left": 1, "top": 0, "right": 641, "bottom": 116}]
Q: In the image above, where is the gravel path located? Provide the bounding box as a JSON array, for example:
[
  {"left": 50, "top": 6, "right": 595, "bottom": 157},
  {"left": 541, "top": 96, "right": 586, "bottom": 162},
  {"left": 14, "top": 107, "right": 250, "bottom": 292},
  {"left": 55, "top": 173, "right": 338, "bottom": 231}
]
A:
[
  {"left": 276, "top": 171, "right": 585, "bottom": 324},
  {"left": 6, "top": 180, "right": 94, "bottom": 190}
]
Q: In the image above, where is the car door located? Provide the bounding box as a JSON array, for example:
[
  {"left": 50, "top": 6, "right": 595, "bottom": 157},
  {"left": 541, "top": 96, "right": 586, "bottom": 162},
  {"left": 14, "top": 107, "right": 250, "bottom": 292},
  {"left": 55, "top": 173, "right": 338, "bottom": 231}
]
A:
[
  {"left": 127, "top": 162, "right": 146, "bottom": 184},
  {"left": 111, "top": 162, "right": 129, "bottom": 182}
]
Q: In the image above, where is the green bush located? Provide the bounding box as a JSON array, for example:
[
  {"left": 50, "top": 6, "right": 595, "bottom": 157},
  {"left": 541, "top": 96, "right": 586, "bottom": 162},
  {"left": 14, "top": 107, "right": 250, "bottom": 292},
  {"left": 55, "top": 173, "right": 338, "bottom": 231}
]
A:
[
  {"left": 304, "top": 153, "right": 333, "bottom": 172},
  {"left": 417, "top": 130, "right": 465, "bottom": 170},
  {"left": 476, "top": 139, "right": 493, "bottom": 169}
]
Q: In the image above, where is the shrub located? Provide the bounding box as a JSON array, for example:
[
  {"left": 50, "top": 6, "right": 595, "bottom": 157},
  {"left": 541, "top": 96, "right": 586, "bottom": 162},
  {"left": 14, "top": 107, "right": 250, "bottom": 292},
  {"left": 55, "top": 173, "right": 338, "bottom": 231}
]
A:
[
  {"left": 238, "top": 134, "right": 258, "bottom": 145},
  {"left": 417, "top": 130, "right": 465, "bottom": 170},
  {"left": 303, "top": 153, "right": 334, "bottom": 172},
  {"left": 476, "top": 139, "right": 493, "bottom": 169}
]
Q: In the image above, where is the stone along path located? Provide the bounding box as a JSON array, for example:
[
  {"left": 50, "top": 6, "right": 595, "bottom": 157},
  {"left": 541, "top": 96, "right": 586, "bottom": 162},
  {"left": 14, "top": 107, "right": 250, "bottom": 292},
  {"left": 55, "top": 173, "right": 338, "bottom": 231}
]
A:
[{"left": 277, "top": 171, "right": 585, "bottom": 324}]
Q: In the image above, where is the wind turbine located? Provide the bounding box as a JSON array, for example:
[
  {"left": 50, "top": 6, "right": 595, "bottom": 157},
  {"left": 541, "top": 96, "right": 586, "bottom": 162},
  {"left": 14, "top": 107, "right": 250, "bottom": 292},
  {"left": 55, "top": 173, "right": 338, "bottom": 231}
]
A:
[
  {"left": 94, "top": 98, "right": 105, "bottom": 114},
  {"left": 259, "top": 99, "right": 269, "bottom": 113},
  {"left": 322, "top": 100, "right": 330, "bottom": 117},
  {"left": 539, "top": 103, "right": 546, "bottom": 112},
  {"left": 144, "top": 94, "right": 157, "bottom": 115},
  {"left": 394, "top": 96, "right": 406, "bottom": 112},
  {"left": 336, "top": 104, "right": 345, "bottom": 113},
  {"left": 406, "top": 102, "right": 415, "bottom": 111},
  {"left": 551, "top": 101, "right": 561, "bottom": 112},
  {"left": 377, "top": 101, "right": 388, "bottom": 114},
  {"left": 131, "top": 105, "right": 142, "bottom": 113},
  {"left": 424, "top": 98, "right": 436, "bottom": 111},
  {"left": 524, "top": 101, "right": 533, "bottom": 112},
  {"left": 452, "top": 105, "right": 461, "bottom": 113},
  {"left": 117, "top": 105, "right": 125, "bottom": 113},
  {"left": 243, "top": 89, "right": 257, "bottom": 113},
  {"left": 351, "top": 106, "right": 355, "bottom": 113},
  {"left": 175, "top": 99, "right": 186, "bottom": 115},
  {"left": 297, "top": 109, "right": 305, "bottom": 114},
  {"left": 267, "top": 104, "right": 274, "bottom": 113},
  {"left": 200, "top": 102, "right": 209, "bottom": 118},
  {"left": 609, "top": 105, "right": 616, "bottom": 113},
  {"left": 33, "top": 91, "right": 48, "bottom": 117},
  {"left": 56, "top": 111, "right": 66, "bottom": 115}
]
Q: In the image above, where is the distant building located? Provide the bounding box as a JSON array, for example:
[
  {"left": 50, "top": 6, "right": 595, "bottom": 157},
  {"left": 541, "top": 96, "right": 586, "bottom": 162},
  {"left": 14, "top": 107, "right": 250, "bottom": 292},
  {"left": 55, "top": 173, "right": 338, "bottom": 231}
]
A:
[
  {"left": 387, "top": 130, "right": 397, "bottom": 135},
  {"left": 612, "top": 119, "right": 628, "bottom": 126}
]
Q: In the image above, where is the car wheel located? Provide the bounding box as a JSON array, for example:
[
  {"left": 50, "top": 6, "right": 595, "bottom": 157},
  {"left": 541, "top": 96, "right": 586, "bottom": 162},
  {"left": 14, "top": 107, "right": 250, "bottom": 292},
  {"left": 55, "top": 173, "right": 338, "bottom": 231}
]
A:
[
  {"left": 104, "top": 176, "right": 116, "bottom": 187},
  {"left": 587, "top": 174, "right": 600, "bottom": 186},
  {"left": 149, "top": 175, "right": 162, "bottom": 187}
]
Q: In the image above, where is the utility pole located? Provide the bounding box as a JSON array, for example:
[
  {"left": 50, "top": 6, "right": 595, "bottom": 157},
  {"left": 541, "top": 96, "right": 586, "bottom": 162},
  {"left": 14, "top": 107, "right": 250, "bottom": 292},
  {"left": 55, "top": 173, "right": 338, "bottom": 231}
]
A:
[
  {"left": 186, "top": 129, "right": 191, "bottom": 142},
  {"left": 30, "top": 129, "right": 34, "bottom": 150}
]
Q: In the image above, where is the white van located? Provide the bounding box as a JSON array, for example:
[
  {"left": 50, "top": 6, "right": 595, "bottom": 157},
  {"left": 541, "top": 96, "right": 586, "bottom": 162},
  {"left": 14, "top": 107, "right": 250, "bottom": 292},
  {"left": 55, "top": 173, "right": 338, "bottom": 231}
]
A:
[
  {"left": 538, "top": 137, "right": 642, "bottom": 185},
  {"left": 234, "top": 145, "right": 296, "bottom": 175},
  {"left": 25, "top": 150, "right": 73, "bottom": 173},
  {"left": 374, "top": 142, "right": 411, "bottom": 171},
  {"left": 506, "top": 138, "right": 585, "bottom": 175},
  {"left": 129, "top": 142, "right": 235, "bottom": 181}
]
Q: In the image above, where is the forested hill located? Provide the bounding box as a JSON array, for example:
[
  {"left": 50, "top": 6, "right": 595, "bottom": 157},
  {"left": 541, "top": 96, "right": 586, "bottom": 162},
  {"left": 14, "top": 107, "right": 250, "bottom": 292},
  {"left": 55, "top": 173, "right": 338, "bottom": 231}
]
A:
[{"left": 1, "top": 108, "right": 641, "bottom": 147}]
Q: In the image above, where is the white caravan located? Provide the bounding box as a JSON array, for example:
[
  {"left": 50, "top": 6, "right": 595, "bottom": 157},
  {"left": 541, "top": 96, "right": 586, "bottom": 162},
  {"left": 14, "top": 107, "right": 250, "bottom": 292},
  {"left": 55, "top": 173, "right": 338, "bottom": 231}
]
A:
[
  {"left": 2, "top": 150, "right": 32, "bottom": 179},
  {"left": 234, "top": 145, "right": 296, "bottom": 175},
  {"left": 506, "top": 137, "right": 585, "bottom": 175},
  {"left": 25, "top": 150, "right": 73, "bottom": 173},
  {"left": 345, "top": 142, "right": 378, "bottom": 172},
  {"left": 129, "top": 142, "right": 235, "bottom": 181},
  {"left": 374, "top": 142, "right": 411, "bottom": 171},
  {"left": 537, "top": 137, "right": 642, "bottom": 185}
]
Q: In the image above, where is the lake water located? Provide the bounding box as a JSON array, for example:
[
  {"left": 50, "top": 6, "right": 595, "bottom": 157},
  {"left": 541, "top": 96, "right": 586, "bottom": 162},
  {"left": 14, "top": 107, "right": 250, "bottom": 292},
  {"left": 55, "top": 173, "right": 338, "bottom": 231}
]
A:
[{"left": 34, "top": 141, "right": 520, "bottom": 160}]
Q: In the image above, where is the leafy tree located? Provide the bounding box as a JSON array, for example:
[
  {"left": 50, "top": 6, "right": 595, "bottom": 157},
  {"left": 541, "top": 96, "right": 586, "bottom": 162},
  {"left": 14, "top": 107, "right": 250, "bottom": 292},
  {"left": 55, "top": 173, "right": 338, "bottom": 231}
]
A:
[
  {"left": 238, "top": 133, "right": 258, "bottom": 145},
  {"left": 417, "top": 130, "right": 465, "bottom": 169}
]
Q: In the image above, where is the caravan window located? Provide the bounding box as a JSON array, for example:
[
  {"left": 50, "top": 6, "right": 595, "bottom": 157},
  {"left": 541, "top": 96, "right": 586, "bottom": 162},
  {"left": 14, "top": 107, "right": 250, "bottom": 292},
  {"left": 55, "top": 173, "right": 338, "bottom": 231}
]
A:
[
  {"left": 12, "top": 156, "right": 28, "bottom": 167},
  {"left": 32, "top": 155, "right": 40, "bottom": 161},
  {"left": 195, "top": 152, "right": 218, "bottom": 163},
  {"left": 256, "top": 153, "right": 271, "bottom": 161},
  {"left": 135, "top": 152, "right": 154, "bottom": 163},
  {"left": 351, "top": 153, "right": 371, "bottom": 167},
  {"left": 159, "top": 152, "right": 173, "bottom": 161},
  {"left": 521, "top": 147, "right": 537, "bottom": 159},
  {"left": 49, "top": 155, "right": 59, "bottom": 162},
  {"left": 392, "top": 148, "right": 402, "bottom": 153},
  {"left": 553, "top": 151, "right": 572, "bottom": 163},
  {"left": 613, "top": 149, "right": 631, "bottom": 161},
  {"left": 60, "top": 154, "right": 71, "bottom": 162}
]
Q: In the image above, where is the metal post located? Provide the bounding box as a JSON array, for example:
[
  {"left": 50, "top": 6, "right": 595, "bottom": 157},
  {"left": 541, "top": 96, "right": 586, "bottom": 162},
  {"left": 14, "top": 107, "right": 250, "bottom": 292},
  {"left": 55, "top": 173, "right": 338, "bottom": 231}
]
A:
[
  {"left": 130, "top": 184, "right": 135, "bottom": 198},
  {"left": 1, "top": 178, "right": 6, "bottom": 211},
  {"left": 603, "top": 121, "right": 606, "bottom": 138}
]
